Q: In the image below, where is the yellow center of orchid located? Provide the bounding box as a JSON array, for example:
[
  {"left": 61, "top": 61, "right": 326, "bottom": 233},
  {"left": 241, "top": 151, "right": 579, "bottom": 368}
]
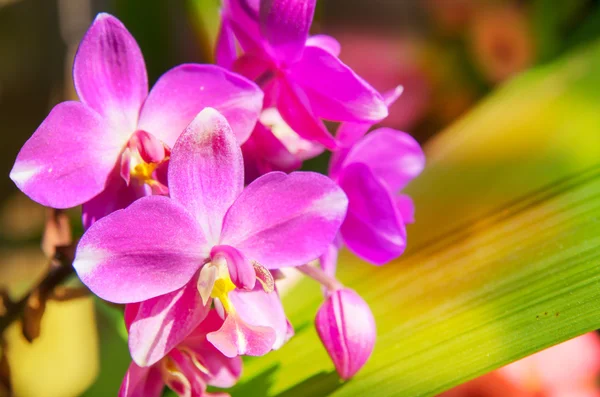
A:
[
  {"left": 130, "top": 160, "right": 160, "bottom": 185},
  {"left": 210, "top": 272, "right": 237, "bottom": 313}
]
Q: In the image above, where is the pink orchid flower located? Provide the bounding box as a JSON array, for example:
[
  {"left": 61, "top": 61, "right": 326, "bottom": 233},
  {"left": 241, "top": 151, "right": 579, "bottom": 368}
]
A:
[
  {"left": 324, "top": 86, "right": 425, "bottom": 266},
  {"left": 216, "top": 0, "right": 387, "bottom": 149},
  {"left": 120, "top": 310, "right": 242, "bottom": 397},
  {"left": 72, "top": 108, "right": 348, "bottom": 366},
  {"left": 10, "top": 13, "right": 263, "bottom": 227},
  {"left": 439, "top": 332, "right": 600, "bottom": 397}
]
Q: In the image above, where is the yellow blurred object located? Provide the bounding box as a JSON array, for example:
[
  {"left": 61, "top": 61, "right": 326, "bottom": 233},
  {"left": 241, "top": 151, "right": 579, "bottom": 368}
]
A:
[{"left": 4, "top": 297, "right": 99, "bottom": 397}]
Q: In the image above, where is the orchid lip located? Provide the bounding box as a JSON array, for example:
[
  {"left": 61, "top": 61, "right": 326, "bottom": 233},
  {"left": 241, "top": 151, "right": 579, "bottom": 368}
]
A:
[{"left": 120, "top": 130, "right": 170, "bottom": 194}]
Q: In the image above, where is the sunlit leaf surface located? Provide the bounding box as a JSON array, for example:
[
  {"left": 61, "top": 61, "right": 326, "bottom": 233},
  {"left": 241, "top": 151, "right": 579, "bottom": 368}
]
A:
[{"left": 230, "top": 39, "right": 600, "bottom": 396}]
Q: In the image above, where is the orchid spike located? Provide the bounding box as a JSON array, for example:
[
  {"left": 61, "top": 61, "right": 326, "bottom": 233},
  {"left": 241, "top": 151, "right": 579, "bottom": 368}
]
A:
[
  {"left": 120, "top": 310, "right": 242, "bottom": 397},
  {"left": 328, "top": 128, "right": 425, "bottom": 265},
  {"left": 218, "top": 0, "right": 387, "bottom": 149},
  {"left": 73, "top": 108, "right": 348, "bottom": 365},
  {"left": 10, "top": 13, "right": 263, "bottom": 227},
  {"left": 315, "top": 288, "right": 376, "bottom": 380}
]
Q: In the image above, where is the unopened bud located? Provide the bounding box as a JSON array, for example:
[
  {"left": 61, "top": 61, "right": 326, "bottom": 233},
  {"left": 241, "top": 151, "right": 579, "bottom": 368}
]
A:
[{"left": 315, "top": 288, "right": 376, "bottom": 380}]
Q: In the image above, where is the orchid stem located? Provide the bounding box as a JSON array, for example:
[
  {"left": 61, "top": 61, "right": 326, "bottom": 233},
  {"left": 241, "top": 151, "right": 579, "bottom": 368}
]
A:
[{"left": 296, "top": 264, "right": 343, "bottom": 292}]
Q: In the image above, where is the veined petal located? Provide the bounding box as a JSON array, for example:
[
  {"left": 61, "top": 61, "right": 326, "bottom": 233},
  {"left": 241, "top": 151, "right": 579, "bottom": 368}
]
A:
[
  {"left": 73, "top": 196, "right": 208, "bottom": 303},
  {"left": 229, "top": 286, "right": 289, "bottom": 350},
  {"left": 222, "top": 0, "right": 265, "bottom": 55},
  {"left": 343, "top": 128, "right": 425, "bottom": 192},
  {"left": 168, "top": 108, "right": 244, "bottom": 243},
  {"left": 306, "top": 34, "right": 341, "bottom": 57},
  {"left": 10, "top": 101, "right": 124, "bottom": 209},
  {"left": 119, "top": 362, "right": 164, "bottom": 397},
  {"left": 206, "top": 312, "right": 275, "bottom": 358},
  {"left": 339, "top": 163, "right": 406, "bottom": 265},
  {"left": 128, "top": 278, "right": 210, "bottom": 367},
  {"left": 259, "top": 0, "right": 316, "bottom": 63},
  {"left": 290, "top": 46, "right": 387, "bottom": 122},
  {"left": 277, "top": 77, "right": 338, "bottom": 150},
  {"left": 220, "top": 171, "right": 348, "bottom": 269},
  {"left": 73, "top": 13, "right": 147, "bottom": 134},
  {"left": 211, "top": 245, "right": 256, "bottom": 290},
  {"left": 138, "top": 64, "right": 263, "bottom": 146}
]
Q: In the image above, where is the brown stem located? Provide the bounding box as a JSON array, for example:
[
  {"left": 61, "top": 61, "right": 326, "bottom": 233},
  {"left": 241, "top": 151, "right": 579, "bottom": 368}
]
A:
[
  {"left": 296, "top": 264, "right": 343, "bottom": 292},
  {"left": 0, "top": 244, "right": 76, "bottom": 340}
]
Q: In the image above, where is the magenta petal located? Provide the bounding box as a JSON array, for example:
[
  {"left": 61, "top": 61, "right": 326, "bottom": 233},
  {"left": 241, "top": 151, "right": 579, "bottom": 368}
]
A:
[
  {"left": 306, "top": 34, "right": 341, "bottom": 57},
  {"left": 277, "top": 78, "right": 338, "bottom": 150},
  {"left": 206, "top": 312, "right": 276, "bottom": 358},
  {"left": 291, "top": 46, "right": 387, "bottom": 122},
  {"left": 259, "top": 0, "right": 315, "bottom": 63},
  {"left": 241, "top": 122, "right": 302, "bottom": 183},
  {"left": 10, "top": 101, "right": 124, "bottom": 209},
  {"left": 343, "top": 128, "right": 425, "bottom": 192},
  {"left": 211, "top": 245, "right": 256, "bottom": 290},
  {"left": 138, "top": 64, "right": 263, "bottom": 146},
  {"left": 168, "top": 108, "right": 244, "bottom": 243},
  {"left": 216, "top": 18, "right": 237, "bottom": 69},
  {"left": 73, "top": 195, "right": 208, "bottom": 303},
  {"left": 129, "top": 279, "right": 210, "bottom": 367},
  {"left": 339, "top": 163, "right": 406, "bottom": 265},
  {"left": 396, "top": 194, "right": 415, "bottom": 224},
  {"left": 229, "top": 287, "right": 289, "bottom": 350},
  {"left": 119, "top": 362, "right": 164, "bottom": 397},
  {"left": 220, "top": 171, "right": 348, "bottom": 269},
  {"left": 82, "top": 171, "right": 148, "bottom": 229},
  {"left": 73, "top": 13, "right": 147, "bottom": 134},
  {"left": 315, "top": 288, "right": 376, "bottom": 380}
]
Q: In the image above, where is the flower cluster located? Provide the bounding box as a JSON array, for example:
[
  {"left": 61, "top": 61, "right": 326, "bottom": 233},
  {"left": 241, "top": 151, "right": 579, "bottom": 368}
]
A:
[{"left": 10, "top": 1, "right": 424, "bottom": 396}]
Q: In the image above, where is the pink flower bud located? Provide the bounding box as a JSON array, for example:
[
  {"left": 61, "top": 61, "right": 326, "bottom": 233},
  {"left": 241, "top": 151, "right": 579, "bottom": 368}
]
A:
[{"left": 315, "top": 288, "right": 376, "bottom": 380}]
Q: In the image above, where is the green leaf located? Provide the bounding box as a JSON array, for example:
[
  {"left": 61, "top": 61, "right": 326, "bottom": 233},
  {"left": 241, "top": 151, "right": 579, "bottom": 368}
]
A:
[{"left": 231, "top": 39, "right": 600, "bottom": 396}]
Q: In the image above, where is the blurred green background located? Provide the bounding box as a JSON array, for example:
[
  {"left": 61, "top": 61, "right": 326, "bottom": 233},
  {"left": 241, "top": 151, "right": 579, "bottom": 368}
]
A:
[{"left": 3, "top": 0, "right": 600, "bottom": 396}]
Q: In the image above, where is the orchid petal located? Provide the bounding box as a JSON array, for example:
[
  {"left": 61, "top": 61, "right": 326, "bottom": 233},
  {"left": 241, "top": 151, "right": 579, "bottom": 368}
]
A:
[
  {"left": 277, "top": 77, "right": 338, "bottom": 150},
  {"left": 396, "top": 194, "right": 415, "bottom": 224},
  {"left": 338, "top": 163, "right": 406, "bottom": 265},
  {"left": 222, "top": 0, "right": 264, "bottom": 54},
  {"left": 306, "top": 34, "right": 341, "bottom": 57},
  {"left": 216, "top": 18, "right": 237, "bottom": 69},
  {"left": 128, "top": 279, "right": 210, "bottom": 367},
  {"left": 184, "top": 312, "right": 243, "bottom": 388},
  {"left": 81, "top": 171, "right": 148, "bottom": 229},
  {"left": 10, "top": 101, "right": 124, "bottom": 209},
  {"left": 229, "top": 286, "right": 289, "bottom": 350},
  {"left": 241, "top": 122, "right": 302, "bottom": 183},
  {"left": 290, "top": 46, "right": 387, "bottom": 122},
  {"left": 168, "top": 108, "right": 244, "bottom": 243},
  {"left": 335, "top": 85, "right": 404, "bottom": 147},
  {"left": 119, "top": 362, "right": 164, "bottom": 397},
  {"left": 73, "top": 195, "right": 208, "bottom": 303},
  {"left": 211, "top": 245, "right": 256, "bottom": 290},
  {"left": 138, "top": 64, "right": 263, "bottom": 146},
  {"left": 220, "top": 171, "right": 348, "bottom": 269},
  {"left": 343, "top": 128, "right": 425, "bottom": 192},
  {"left": 206, "top": 312, "right": 275, "bottom": 358},
  {"left": 259, "top": 0, "right": 315, "bottom": 63},
  {"left": 73, "top": 13, "right": 147, "bottom": 134}
]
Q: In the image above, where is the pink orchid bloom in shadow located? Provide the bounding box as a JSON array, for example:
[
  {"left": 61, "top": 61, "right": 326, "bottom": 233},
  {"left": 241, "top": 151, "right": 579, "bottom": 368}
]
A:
[
  {"left": 120, "top": 310, "right": 242, "bottom": 397},
  {"left": 439, "top": 332, "right": 600, "bottom": 397},
  {"left": 73, "top": 108, "right": 348, "bottom": 367},
  {"left": 10, "top": 13, "right": 263, "bottom": 228},
  {"left": 216, "top": 0, "right": 387, "bottom": 150}
]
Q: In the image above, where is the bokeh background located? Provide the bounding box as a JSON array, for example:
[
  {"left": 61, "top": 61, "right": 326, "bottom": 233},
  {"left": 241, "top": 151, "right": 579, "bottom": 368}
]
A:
[{"left": 2, "top": 0, "right": 600, "bottom": 396}]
